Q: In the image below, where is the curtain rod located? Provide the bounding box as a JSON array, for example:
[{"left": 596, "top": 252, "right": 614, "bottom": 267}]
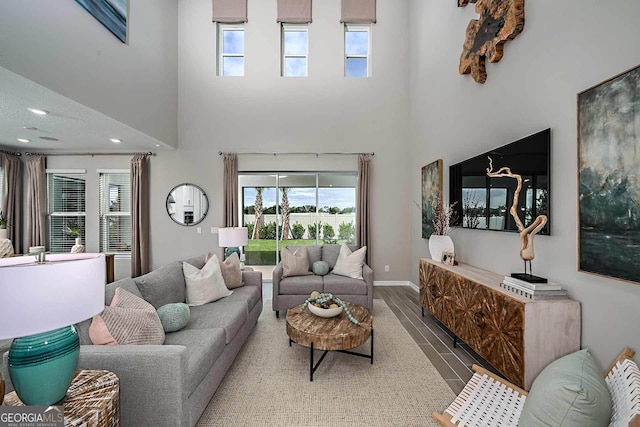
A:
[
  {"left": 25, "top": 151, "right": 154, "bottom": 157},
  {"left": 0, "top": 149, "right": 22, "bottom": 157},
  {"left": 218, "top": 151, "right": 374, "bottom": 156}
]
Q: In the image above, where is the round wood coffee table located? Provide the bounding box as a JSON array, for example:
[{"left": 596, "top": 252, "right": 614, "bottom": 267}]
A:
[{"left": 286, "top": 302, "right": 373, "bottom": 381}]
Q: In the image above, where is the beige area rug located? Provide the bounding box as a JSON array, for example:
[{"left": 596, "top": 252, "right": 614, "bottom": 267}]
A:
[{"left": 197, "top": 299, "right": 455, "bottom": 426}]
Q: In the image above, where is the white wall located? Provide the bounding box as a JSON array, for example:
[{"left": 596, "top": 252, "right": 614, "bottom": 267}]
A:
[
  {"left": 0, "top": 0, "right": 178, "bottom": 146},
  {"left": 409, "top": 0, "right": 640, "bottom": 366},
  {"left": 166, "top": 0, "right": 412, "bottom": 278}
]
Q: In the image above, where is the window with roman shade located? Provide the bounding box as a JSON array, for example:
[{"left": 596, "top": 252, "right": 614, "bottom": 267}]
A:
[
  {"left": 46, "top": 170, "right": 86, "bottom": 253},
  {"left": 212, "top": 0, "right": 247, "bottom": 23},
  {"left": 99, "top": 170, "right": 132, "bottom": 255},
  {"left": 277, "top": 0, "right": 312, "bottom": 24},
  {"left": 341, "top": 0, "right": 376, "bottom": 24}
]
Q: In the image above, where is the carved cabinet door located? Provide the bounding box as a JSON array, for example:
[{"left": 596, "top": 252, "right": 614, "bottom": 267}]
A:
[
  {"left": 475, "top": 287, "right": 526, "bottom": 387},
  {"left": 450, "top": 278, "right": 486, "bottom": 350},
  {"left": 419, "top": 260, "right": 455, "bottom": 328}
]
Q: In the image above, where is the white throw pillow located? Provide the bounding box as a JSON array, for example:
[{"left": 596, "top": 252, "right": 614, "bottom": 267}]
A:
[
  {"left": 332, "top": 244, "right": 367, "bottom": 280},
  {"left": 183, "top": 254, "right": 232, "bottom": 306}
]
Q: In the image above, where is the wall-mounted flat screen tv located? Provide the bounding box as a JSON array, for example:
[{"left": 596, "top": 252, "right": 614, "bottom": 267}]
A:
[{"left": 449, "top": 128, "right": 551, "bottom": 235}]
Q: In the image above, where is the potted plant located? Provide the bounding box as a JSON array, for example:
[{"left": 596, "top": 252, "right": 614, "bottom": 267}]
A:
[
  {"left": 429, "top": 195, "right": 457, "bottom": 262},
  {"left": 64, "top": 220, "right": 85, "bottom": 253}
]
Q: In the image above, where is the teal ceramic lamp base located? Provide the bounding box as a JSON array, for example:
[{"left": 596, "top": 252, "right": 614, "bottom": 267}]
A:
[
  {"left": 8, "top": 325, "right": 80, "bottom": 405},
  {"left": 225, "top": 247, "right": 241, "bottom": 259}
]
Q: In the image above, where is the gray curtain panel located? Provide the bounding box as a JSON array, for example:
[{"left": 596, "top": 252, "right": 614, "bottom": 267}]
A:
[
  {"left": 212, "top": 0, "right": 247, "bottom": 23},
  {"left": 277, "top": 0, "right": 312, "bottom": 23},
  {"left": 357, "top": 154, "right": 371, "bottom": 265},
  {"left": 223, "top": 153, "right": 238, "bottom": 227},
  {"left": 341, "top": 0, "right": 376, "bottom": 23},
  {"left": 2, "top": 154, "right": 22, "bottom": 254},
  {"left": 131, "top": 154, "right": 150, "bottom": 278},
  {"left": 26, "top": 155, "right": 46, "bottom": 248}
]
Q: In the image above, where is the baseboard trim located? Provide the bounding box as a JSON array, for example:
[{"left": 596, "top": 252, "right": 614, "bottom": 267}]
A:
[{"left": 374, "top": 281, "right": 419, "bottom": 293}]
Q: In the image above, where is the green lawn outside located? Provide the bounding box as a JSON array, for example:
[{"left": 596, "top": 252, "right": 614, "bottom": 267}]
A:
[{"left": 246, "top": 239, "right": 342, "bottom": 251}]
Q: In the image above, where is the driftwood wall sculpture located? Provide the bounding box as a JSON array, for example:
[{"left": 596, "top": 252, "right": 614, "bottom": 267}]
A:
[
  {"left": 459, "top": 0, "right": 525, "bottom": 83},
  {"left": 457, "top": 0, "right": 477, "bottom": 7}
]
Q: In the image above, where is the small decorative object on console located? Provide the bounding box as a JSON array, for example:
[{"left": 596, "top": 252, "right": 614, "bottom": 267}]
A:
[
  {"left": 441, "top": 251, "right": 455, "bottom": 266},
  {"left": 487, "top": 156, "right": 548, "bottom": 283}
]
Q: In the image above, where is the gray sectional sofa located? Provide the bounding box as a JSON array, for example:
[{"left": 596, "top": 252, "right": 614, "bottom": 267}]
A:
[
  {"left": 272, "top": 244, "right": 373, "bottom": 316},
  {"left": 3, "top": 254, "right": 262, "bottom": 427}
]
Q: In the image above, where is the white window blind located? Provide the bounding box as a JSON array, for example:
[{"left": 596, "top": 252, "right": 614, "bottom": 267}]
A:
[
  {"left": 99, "top": 172, "right": 132, "bottom": 254},
  {"left": 46, "top": 171, "right": 86, "bottom": 253}
]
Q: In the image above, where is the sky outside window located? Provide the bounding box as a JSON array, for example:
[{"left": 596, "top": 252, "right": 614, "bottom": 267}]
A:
[
  {"left": 345, "top": 28, "right": 369, "bottom": 77},
  {"left": 222, "top": 29, "right": 244, "bottom": 76},
  {"left": 283, "top": 28, "right": 307, "bottom": 77}
]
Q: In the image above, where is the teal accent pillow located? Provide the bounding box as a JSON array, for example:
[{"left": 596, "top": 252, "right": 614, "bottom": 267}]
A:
[
  {"left": 519, "top": 349, "right": 611, "bottom": 427},
  {"left": 312, "top": 261, "right": 330, "bottom": 276},
  {"left": 157, "top": 303, "right": 191, "bottom": 333}
]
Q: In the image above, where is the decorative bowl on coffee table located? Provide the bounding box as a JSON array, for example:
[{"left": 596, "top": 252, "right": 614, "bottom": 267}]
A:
[{"left": 308, "top": 304, "right": 343, "bottom": 318}]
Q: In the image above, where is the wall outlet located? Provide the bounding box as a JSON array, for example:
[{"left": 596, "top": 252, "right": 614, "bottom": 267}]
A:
[
  {"left": 197, "top": 227, "right": 202, "bottom": 234},
  {"left": 211, "top": 227, "right": 219, "bottom": 234},
  {"left": 384, "top": 265, "right": 390, "bottom": 272}
]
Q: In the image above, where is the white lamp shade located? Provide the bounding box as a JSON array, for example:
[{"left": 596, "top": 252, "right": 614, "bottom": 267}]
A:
[
  {"left": 0, "top": 253, "right": 106, "bottom": 340},
  {"left": 218, "top": 227, "right": 248, "bottom": 248}
]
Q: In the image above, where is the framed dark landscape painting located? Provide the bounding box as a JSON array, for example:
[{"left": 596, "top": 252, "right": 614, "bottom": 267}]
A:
[
  {"left": 76, "top": 0, "right": 128, "bottom": 43},
  {"left": 421, "top": 159, "right": 442, "bottom": 238},
  {"left": 578, "top": 64, "right": 640, "bottom": 284}
]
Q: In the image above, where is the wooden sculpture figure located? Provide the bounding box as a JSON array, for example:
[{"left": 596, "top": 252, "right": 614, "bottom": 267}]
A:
[
  {"left": 459, "top": 0, "right": 525, "bottom": 83},
  {"left": 487, "top": 157, "right": 547, "bottom": 276}
]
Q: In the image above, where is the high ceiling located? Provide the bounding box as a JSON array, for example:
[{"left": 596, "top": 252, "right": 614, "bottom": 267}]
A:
[{"left": 0, "top": 66, "right": 172, "bottom": 153}]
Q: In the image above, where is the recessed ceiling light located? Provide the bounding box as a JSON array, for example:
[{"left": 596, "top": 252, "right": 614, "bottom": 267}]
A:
[
  {"left": 27, "top": 108, "right": 49, "bottom": 115},
  {"left": 110, "top": 138, "right": 122, "bottom": 143},
  {"left": 17, "top": 138, "right": 30, "bottom": 143},
  {"left": 156, "top": 144, "right": 161, "bottom": 147},
  {"left": 39, "top": 136, "right": 59, "bottom": 141},
  {"left": 23, "top": 126, "right": 39, "bottom": 131}
]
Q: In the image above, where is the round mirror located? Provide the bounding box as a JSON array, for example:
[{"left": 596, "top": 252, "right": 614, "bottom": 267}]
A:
[{"left": 166, "top": 183, "right": 209, "bottom": 226}]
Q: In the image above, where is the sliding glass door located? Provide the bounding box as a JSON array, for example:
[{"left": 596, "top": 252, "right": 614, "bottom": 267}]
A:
[{"left": 239, "top": 172, "right": 357, "bottom": 272}]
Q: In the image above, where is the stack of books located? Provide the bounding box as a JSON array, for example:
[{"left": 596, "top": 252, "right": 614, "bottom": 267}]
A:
[{"left": 500, "top": 275, "right": 568, "bottom": 300}]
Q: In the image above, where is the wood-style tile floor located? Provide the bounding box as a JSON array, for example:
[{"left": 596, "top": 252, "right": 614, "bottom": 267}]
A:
[{"left": 375, "top": 286, "right": 498, "bottom": 394}]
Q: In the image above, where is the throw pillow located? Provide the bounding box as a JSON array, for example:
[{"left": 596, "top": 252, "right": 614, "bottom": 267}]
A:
[
  {"left": 89, "top": 287, "right": 165, "bottom": 345},
  {"left": 207, "top": 252, "right": 243, "bottom": 289},
  {"left": 281, "top": 247, "right": 313, "bottom": 278},
  {"left": 157, "top": 303, "right": 190, "bottom": 333},
  {"left": 518, "top": 349, "right": 611, "bottom": 427},
  {"left": 312, "top": 260, "right": 330, "bottom": 276},
  {"left": 332, "top": 244, "right": 367, "bottom": 280},
  {"left": 183, "top": 254, "right": 232, "bottom": 306}
]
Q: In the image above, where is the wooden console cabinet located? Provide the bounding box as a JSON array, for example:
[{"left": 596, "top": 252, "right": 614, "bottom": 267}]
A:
[{"left": 419, "top": 258, "right": 581, "bottom": 389}]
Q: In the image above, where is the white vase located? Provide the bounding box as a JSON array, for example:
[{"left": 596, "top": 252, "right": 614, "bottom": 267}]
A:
[
  {"left": 0, "top": 229, "right": 7, "bottom": 240},
  {"left": 71, "top": 238, "right": 86, "bottom": 254},
  {"left": 429, "top": 235, "right": 454, "bottom": 262}
]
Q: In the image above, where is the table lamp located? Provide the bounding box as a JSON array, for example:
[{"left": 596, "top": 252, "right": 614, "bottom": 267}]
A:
[
  {"left": 218, "top": 227, "right": 248, "bottom": 262},
  {"left": 0, "top": 253, "right": 105, "bottom": 406}
]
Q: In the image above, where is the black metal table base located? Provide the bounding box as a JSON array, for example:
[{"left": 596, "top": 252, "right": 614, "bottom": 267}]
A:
[{"left": 289, "top": 330, "right": 374, "bottom": 381}]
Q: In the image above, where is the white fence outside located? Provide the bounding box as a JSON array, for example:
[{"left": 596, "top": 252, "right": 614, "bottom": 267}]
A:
[{"left": 243, "top": 213, "right": 356, "bottom": 239}]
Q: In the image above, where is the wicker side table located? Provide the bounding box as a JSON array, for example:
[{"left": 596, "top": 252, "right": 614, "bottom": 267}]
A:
[{"left": 4, "top": 370, "right": 119, "bottom": 427}]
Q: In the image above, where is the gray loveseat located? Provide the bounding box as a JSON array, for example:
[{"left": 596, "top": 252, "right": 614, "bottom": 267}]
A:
[
  {"left": 272, "top": 244, "right": 373, "bottom": 317},
  {"left": 3, "top": 254, "right": 262, "bottom": 427}
]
